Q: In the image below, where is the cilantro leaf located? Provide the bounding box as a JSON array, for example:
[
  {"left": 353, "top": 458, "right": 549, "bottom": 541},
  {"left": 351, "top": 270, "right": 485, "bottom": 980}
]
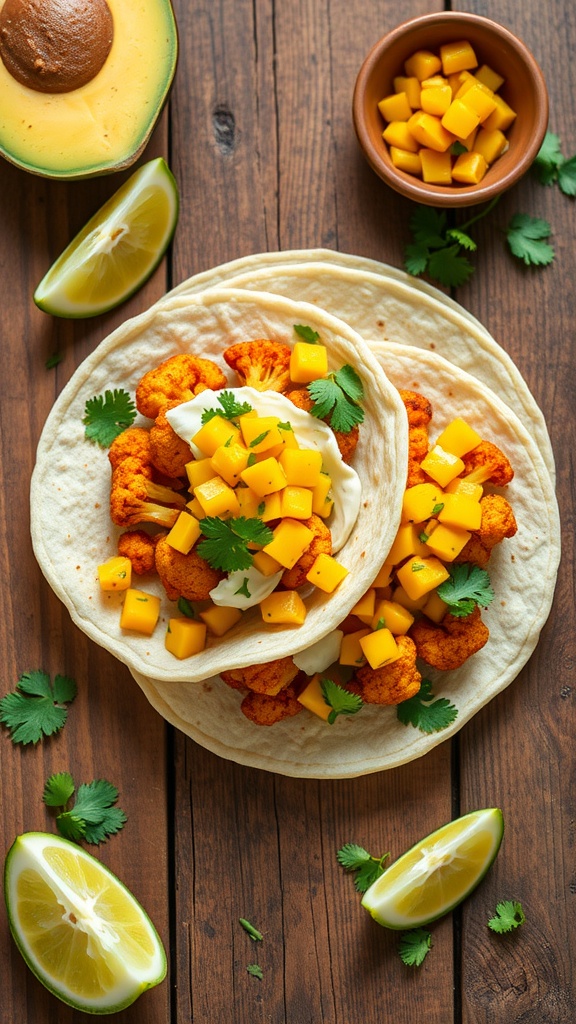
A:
[
  {"left": 239, "top": 918, "right": 263, "bottom": 941},
  {"left": 45, "top": 352, "right": 63, "bottom": 369},
  {"left": 337, "top": 843, "right": 390, "bottom": 893},
  {"left": 178, "top": 597, "right": 197, "bottom": 618},
  {"left": 533, "top": 131, "right": 564, "bottom": 184},
  {"left": 404, "top": 241, "right": 431, "bottom": 277},
  {"left": 427, "top": 244, "right": 475, "bottom": 287},
  {"left": 234, "top": 577, "right": 252, "bottom": 598},
  {"left": 398, "top": 928, "right": 432, "bottom": 967},
  {"left": 437, "top": 563, "right": 494, "bottom": 617},
  {"left": 320, "top": 678, "right": 363, "bottom": 725},
  {"left": 488, "top": 900, "right": 526, "bottom": 933},
  {"left": 246, "top": 964, "right": 263, "bottom": 979},
  {"left": 82, "top": 389, "right": 136, "bottom": 447},
  {"left": 56, "top": 813, "right": 88, "bottom": 842},
  {"left": 43, "top": 771, "right": 75, "bottom": 807},
  {"left": 410, "top": 207, "right": 448, "bottom": 249},
  {"left": 198, "top": 517, "right": 273, "bottom": 573},
  {"left": 294, "top": 324, "right": 320, "bottom": 344},
  {"left": 201, "top": 390, "right": 253, "bottom": 424},
  {"left": 558, "top": 154, "right": 576, "bottom": 197},
  {"left": 446, "top": 228, "right": 477, "bottom": 252},
  {"left": 404, "top": 199, "right": 503, "bottom": 288},
  {"left": 506, "top": 215, "right": 554, "bottom": 267},
  {"left": 43, "top": 773, "right": 127, "bottom": 845},
  {"left": 397, "top": 678, "right": 458, "bottom": 734},
  {"left": 307, "top": 365, "right": 364, "bottom": 433},
  {"left": 0, "top": 670, "right": 77, "bottom": 744}
]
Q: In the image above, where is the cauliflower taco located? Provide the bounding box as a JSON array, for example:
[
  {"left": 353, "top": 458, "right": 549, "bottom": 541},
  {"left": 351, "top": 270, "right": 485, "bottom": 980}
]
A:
[{"left": 31, "top": 288, "right": 408, "bottom": 684}]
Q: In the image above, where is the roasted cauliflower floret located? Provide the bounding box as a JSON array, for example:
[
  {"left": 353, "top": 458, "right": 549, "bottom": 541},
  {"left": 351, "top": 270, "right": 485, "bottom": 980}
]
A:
[
  {"left": 281, "top": 514, "right": 332, "bottom": 589},
  {"left": 149, "top": 404, "right": 192, "bottom": 479},
  {"left": 284, "top": 387, "right": 359, "bottom": 464},
  {"left": 456, "top": 494, "right": 518, "bottom": 568},
  {"left": 108, "top": 426, "right": 151, "bottom": 469},
  {"left": 154, "top": 535, "right": 224, "bottom": 601},
  {"left": 349, "top": 635, "right": 421, "bottom": 705},
  {"left": 398, "top": 389, "right": 433, "bottom": 487},
  {"left": 117, "top": 530, "right": 158, "bottom": 575},
  {"left": 461, "top": 439, "right": 514, "bottom": 487},
  {"left": 109, "top": 428, "right": 186, "bottom": 529},
  {"left": 135, "top": 353, "right": 227, "bottom": 419},
  {"left": 223, "top": 339, "right": 292, "bottom": 393},
  {"left": 410, "top": 606, "right": 489, "bottom": 670},
  {"left": 221, "top": 656, "right": 299, "bottom": 696},
  {"left": 240, "top": 686, "right": 303, "bottom": 726}
]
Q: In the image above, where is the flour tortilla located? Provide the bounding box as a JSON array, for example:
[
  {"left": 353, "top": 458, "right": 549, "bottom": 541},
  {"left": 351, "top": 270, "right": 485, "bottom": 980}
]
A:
[
  {"left": 31, "top": 287, "right": 408, "bottom": 684},
  {"left": 164, "top": 249, "right": 555, "bottom": 482},
  {"left": 135, "top": 343, "right": 560, "bottom": 778}
]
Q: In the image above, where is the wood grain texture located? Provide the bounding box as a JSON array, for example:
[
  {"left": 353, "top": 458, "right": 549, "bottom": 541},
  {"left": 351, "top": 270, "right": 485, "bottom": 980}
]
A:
[{"left": 0, "top": 1, "right": 574, "bottom": 1022}]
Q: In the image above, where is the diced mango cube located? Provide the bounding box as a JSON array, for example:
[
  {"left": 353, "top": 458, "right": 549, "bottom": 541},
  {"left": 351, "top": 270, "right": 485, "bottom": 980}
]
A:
[
  {"left": 444, "top": 477, "right": 483, "bottom": 501},
  {"left": 405, "top": 49, "right": 442, "bottom": 81},
  {"left": 422, "top": 590, "right": 449, "bottom": 623},
  {"left": 483, "top": 95, "right": 517, "bottom": 132},
  {"left": 408, "top": 111, "right": 455, "bottom": 152},
  {"left": 420, "top": 74, "right": 449, "bottom": 89},
  {"left": 372, "top": 562, "right": 393, "bottom": 588},
  {"left": 359, "top": 627, "right": 400, "bottom": 670},
  {"left": 440, "top": 39, "right": 478, "bottom": 75},
  {"left": 199, "top": 604, "right": 243, "bottom": 636},
  {"left": 349, "top": 588, "right": 376, "bottom": 625},
  {"left": 192, "top": 415, "right": 241, "bottom": 457},
  {"left": 240, "top": 457, "right": 287, "bottom": 497},
  {"left": 387, "top": 523, "right": 429, "bottom": 566},
  {"left": 236, "top": 485, "right": 262, "bottom": 518},
  {"left": 297, "top": 673, "right": 331, "bottom": 720},
  {"left": 390, "top": 147, "right": 422, "bottom": 175},
  {"left": 260, "top": 590, "right": 307, "bottom": 625},
  {"left": 261, "top": 491, "right": 282, "bottom": 522},
  {"left": 435, "top": 417, "right": 482, "bottom": 457},
  {"left": 120, "top": 588, "right": 161, "bottom": 635},
  {"left": 383, "top": 120, "right": 421, "bottom": 152},
  {"left": 441, "top": 99, "right": 480, "bottom": 139},
  {"left": 194, "top": 476, "right": 241, "bottom": 518},
  {"left": 186, "top": 496, "right": 205, "bottom": 519},
  {"left": 392, "top": 585, "right": 429, "bottom": 613},
  {"left": 474, "top": 126, "right": 508, "bottom": 164},
  {"left": 278, "top": 422, "right": 299, "bottom": 450},
  {"left": 289, "top": 341, "right": 329, "bottom": 384},
  {"left": 420, "top": 84, "right": 452, "bottom": 117},
  {"left": 371, "top": 599, "right": 414, "bottom": 635},
  {"left": 393, "top": 75, "right": 421, "bottom": 108},
  {"left": 424, "top": 522, "right": 471, "bottom": 561},
  {"left": 459, "top": 82, "right": 497, "bottom": 122},
  {"left": 458, "top": 126, "right": 479, "bottom": 152},
  {"left": 420, "top": 148, "right": 452, "bottom": 184},
  {"left": 210, "top": 443, "right": 250, "bottom": 486},
  {"left": 186, "top": 458, "right": 217, "bottom": 490},
  {"left": 452, "top": 151, "right": 488, "bottom": 184},
  {"left": 438, "top": 492, "right": 482, "bottom": 530},
  {"left": 378, "top": 91, "right": 412, "bottom": 122},
  {"left": 339, "top": 628, "right": 371, "bottom": 666},
  {"left": 395, "top": 556, "right": 450, "bottom": 601},
  {"left": 402, "top": 482, "right": 445, "bottom": 524},
  {"left": 97, "top": 555, "right": 132, "bottom": 591},
  {"left": 305, "top": 552, "right": 349, "bottom": 593},
  {"left": 240, "top": 415, "right": 284, "bottom": 453},
  {"left": 278, "top": 447, "right": 323, "bottom": 486},
  {"left": 475, "top": 64, "right": 505, "bottom": 93},
  {"left": 280, "top": 486, "right": 314, "bottom": 520},
  {"left": 252, "top": 549, "right": 283, "bottom": 577},
  {"left": 262, "top": 518, "right": 314, "bottom": 569},
  {"left": 166, "top": 511, "right": 202, "bottom": 554},
  {"left": 165, "top": 617, "right": 207, "bottom": 659},
  {"left": 420, "top": 445, "right": 465, "bottom": 487}
]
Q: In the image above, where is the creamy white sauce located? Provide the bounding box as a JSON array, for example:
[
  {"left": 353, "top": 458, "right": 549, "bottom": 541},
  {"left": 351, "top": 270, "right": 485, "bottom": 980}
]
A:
[
  {"left": 209, "top": 566, "right": 283, "bottom": 609},
  {"left": 293, "top": 630, "right": 344, "bottom": 675},
  {"left": 165, "top": 386, "right": 361, "bottom": 552}
]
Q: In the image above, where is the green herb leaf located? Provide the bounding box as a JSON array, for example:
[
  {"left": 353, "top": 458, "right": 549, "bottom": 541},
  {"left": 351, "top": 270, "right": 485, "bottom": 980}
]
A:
[
  {"left": 198, "top": 517, "right": 274, "bottom": 573},
  {"left": 446, "top": 228, "right": 477, "bottom": 252},
  {"left": 201, "top": 390, "right": 253, "bottom": 423},
  {"left": 45, "top": 352, "right": 63, "bottom": 369},
  {"left": 320, "top": 678, "right": 363, "bottom": 725},
  {"left": 404, "top": 241, "right": 431, "bottom": 277},
  {"left": 307, "top": 365, "right": 364, "bottom": 433},
  {"left": 410, "top": 207, "right": 448, "bottom": 249},
  {"left": 336, "top": 843, "right": 389, "bottom": 893},
  {"left": 294, "top": 324, "right": 320, "bottom": 344},
  {"left": 83, "top": 389, "right": 136, "bottom": 447},
  {"left": 558, "top": 154, "right": 576, "bottom": 196},
  {"left": 397, "top": 678, "right": 458, "bottom": 734},
  {"left": 0, "top": 670, "right": 77, "bottom": 745},
  {"left": 239, "top": 918, "right": 264, "bottom": 941},
  {"left": 43, "top": 771, "right": 75, "bottom": 808},
  {"left": 506, "top": 214, "right": 554, "bottom": 267},
  {"left": 398, "top": 928, "right": 432, "bottom": 966},
  {"left": 249, "top": 430, "right": 270, "bottom": 448},
  {"left": 427, "top": 244, "right": 475, "bottom": 287},
  {"left": 234, "top": 577, "right": 252, "bottom": 598},
  {"left": 533, "top": 131, "right": 565, "bottom": 185},
  {"left": 488, "top": 900, "right": 526, "bottom": 933},
  {"left": 437, "top": 563, "right": 494, "bottom": 617},
  {"left": 178, "top": 597, "right": 197, "bottom": 618},
  {"left": 246, "top": 964, "right": 263, "bottom": 980},
  {"left": 44, "top": 775, "right": 127, "bottom": 845}
]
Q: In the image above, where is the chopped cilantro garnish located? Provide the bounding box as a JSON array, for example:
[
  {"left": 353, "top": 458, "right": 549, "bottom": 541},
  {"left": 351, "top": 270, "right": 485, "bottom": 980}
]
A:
[
  {"left": 246, "top": 964, "right": 263, "bottom": 980},
  {"left": 307, "top": 364, "right": 364, "bottom": 433},
  {"left": 0, "top": 670, "right": 77, "bottom": 745},
  {"left": 178, "top": 597, "right": 197, "bottom": 618},
  {"left": 45, "top": 352, "right": 63, "bottom": 369},
  {"left": 398, "top": 928, "right": 433, "bottom": 967},
  {"left": 320, "top": 678, "right": 363, "bottom": 724},
  {"left": 431, "top": 502, "right": 444, "bottom": 515},
  {"left": 396, "top": 678, "right": 458, "bottom": 734},
  {"left": 82, "top": 389, "right": 136, "bottom": 447},
  {"left": 234, "top": 577, "right": 252, "bottom": 598},
  {"left": 336, "top": 843, "right": 389, "bottom": 893},
  {"left": 249, "top": 430, "right": 270, "bottom": 448},
  {"left": 488, "top": 900, "right": 526, "bottom": 933},
  {"left": 43, "top": 772, "right": 127, "bottom": 845},
  {"left": 294, "top": 324, "right": 320, "bottom": 344},
  {"left": 201, "top": 390, "right": 253, "bottom": 423},
  {"left": 437, "top": 563, "right": 494, "bottom": 617},
  {"left": 198, "top": 516, "right": 273, "bottom": 573},
  {"left": 239, "top": 918, "right": 263, "bottom": 941}
]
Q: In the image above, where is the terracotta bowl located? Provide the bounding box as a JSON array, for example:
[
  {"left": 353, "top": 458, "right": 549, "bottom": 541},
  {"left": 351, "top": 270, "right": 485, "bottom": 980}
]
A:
[{"left": 352, "top": 11, "right": 549, "bottom": 207}]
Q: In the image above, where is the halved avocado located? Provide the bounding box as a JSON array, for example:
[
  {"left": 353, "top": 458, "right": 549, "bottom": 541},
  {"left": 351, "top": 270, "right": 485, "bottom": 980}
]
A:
[{"left": 0, "top": 0, "right": 178, "bottom": 179}]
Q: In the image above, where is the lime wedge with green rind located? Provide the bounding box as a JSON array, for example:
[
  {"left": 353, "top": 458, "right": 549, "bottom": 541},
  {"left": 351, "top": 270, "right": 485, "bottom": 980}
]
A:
[
  {"left": 4, "top": 831, "right": 167, "bottom": 1013},
  {"left": 34, "top": 157, "right": 179, "bottom": 318},
  {"left": 361, "top": 807, "right": 504, "bottom": 929}
]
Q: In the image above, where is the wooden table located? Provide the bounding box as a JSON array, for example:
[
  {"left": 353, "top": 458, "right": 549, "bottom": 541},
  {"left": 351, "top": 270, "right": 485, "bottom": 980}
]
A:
[{"left": 1, "top": 1, "right": 574, "bottom": 1021}]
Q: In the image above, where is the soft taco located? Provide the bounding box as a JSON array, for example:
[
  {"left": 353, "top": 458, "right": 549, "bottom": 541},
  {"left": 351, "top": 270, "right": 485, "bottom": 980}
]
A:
[{"left": 30, "top": 287, "right": 408, "bottom": 684}]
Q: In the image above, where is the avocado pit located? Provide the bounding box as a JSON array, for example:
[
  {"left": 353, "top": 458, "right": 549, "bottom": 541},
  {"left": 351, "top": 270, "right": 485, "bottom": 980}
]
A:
[{"left": 0, "top": 0, "right": 113, "bottom": 93}]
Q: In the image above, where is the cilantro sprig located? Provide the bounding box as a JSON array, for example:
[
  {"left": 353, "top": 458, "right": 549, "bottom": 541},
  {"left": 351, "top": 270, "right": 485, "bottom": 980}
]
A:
[
  {"left": 397, "top": 678, "right": 458, "bottom": 734},
  {"left": 533, "top": 131, "right": 576, "bottom": 195},
  {"left": 320, "top": 678, "right": 363, "bottom": 724},
  {"left": 336, "top": 843, "right": 389, "bottom": 892},
  {"left": 437, "top": 563, "right": 494, "bottom": 617},
  {"left": 201, "top": 390, "right": 253, "bottom": 424},
  {"left": 0, "top": 670, "right": 77, "bottom": 745},
  {"left": 43, "top": 772, "right": 127, "bottom": 845},
  {"left": 398, "top": 928, "right": 433, "bottom": 967},
  {"left": 505, "top": 214, "right": 555, "bottom": 267},
  {"left": 404, "top": 204, "right": 498, "bottom": 288},
  {"left": 83, "top": 389, "right": 136, "bottom": 447},
  {"left": 307, "top": 364, "right": 364, "bottom": 433},
  {"left": 488, "top": 900, "right": 526, "bottom": 933},
  {"left": 198, "top": 516, "right": 273, "bottom": 573}
]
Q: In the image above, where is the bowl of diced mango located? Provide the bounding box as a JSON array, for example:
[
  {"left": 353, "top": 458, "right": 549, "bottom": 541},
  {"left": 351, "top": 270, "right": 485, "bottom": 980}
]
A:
[{"left": 352, "top": 11, "right": 548, "bottom": 206}]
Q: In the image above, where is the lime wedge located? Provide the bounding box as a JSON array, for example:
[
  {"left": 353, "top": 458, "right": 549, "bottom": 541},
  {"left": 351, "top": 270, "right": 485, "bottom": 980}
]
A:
[
  {"left": 361, "top": 807, "right": 504, "bottom": 929},
  {"left": 34, "top": 157, "right": 179, "bottom": 318},
  {"left": 4, "top": 831, "right": 167, "bottom": 1013}
]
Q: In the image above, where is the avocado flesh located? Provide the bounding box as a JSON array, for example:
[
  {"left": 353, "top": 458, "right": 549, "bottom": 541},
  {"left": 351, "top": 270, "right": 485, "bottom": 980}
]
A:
[{"left": 0, "top": 0, "right": 178, "bottom": 178}]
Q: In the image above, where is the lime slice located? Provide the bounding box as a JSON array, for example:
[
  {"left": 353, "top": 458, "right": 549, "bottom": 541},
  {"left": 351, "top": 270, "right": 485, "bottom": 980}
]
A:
[
  {"left": 361, "top": 807, "right": 504, "bottom": 930},
  {"left": 4, "top": 831, "right": 166, "bottom": 1013},
  {"left": 34, "top": 157, "right": 179, "bottom": 318}
]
